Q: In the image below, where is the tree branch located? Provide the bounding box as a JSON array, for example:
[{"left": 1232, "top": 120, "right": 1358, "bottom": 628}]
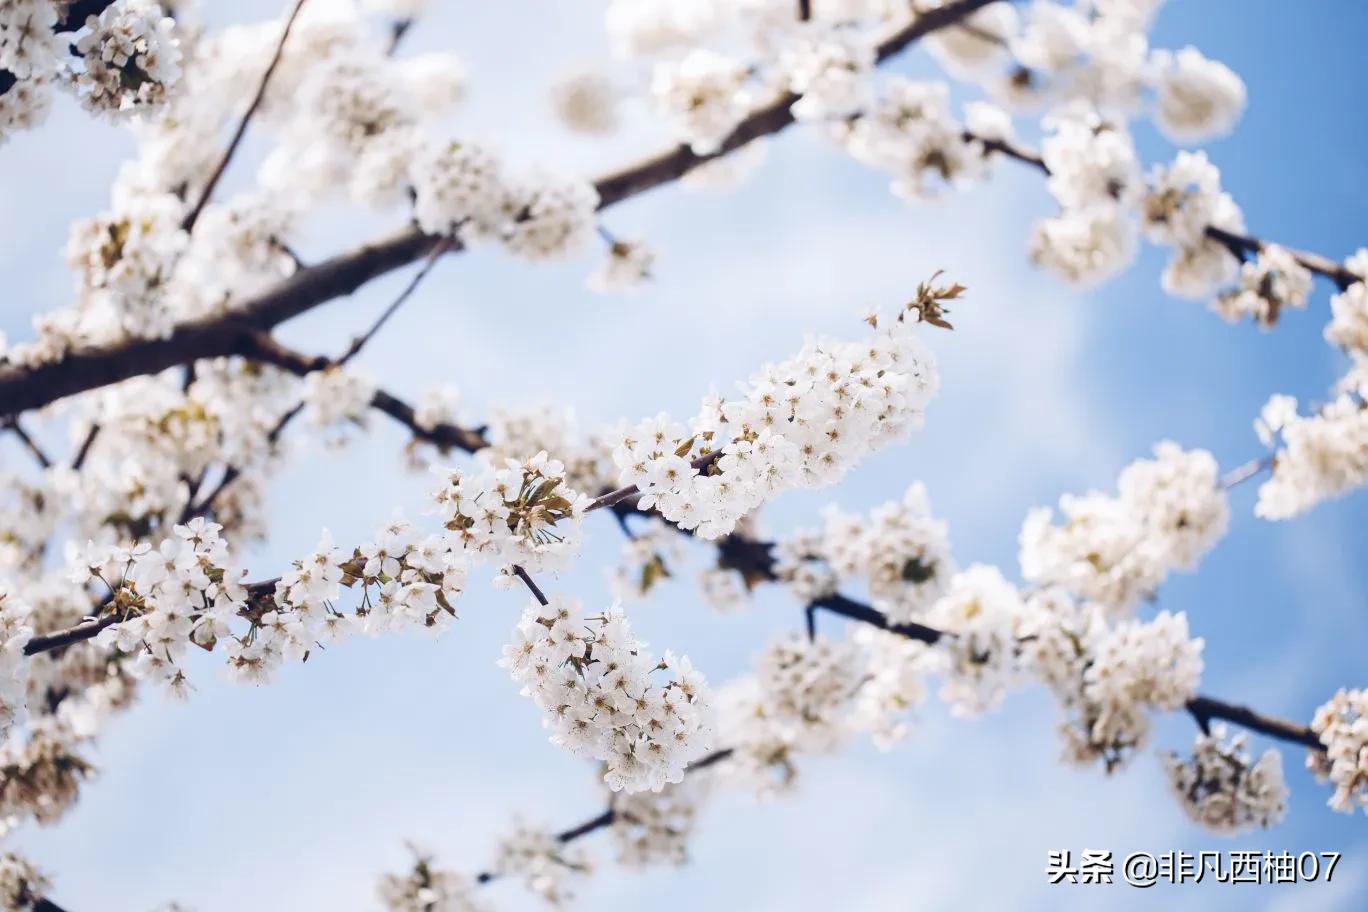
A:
[
  {"left": 968, "top": 132, "right": 1361, "bottom": 291},
  {"left": 0, "top": 0, "right": 998, "bottom": 420},
  {"left": 180, "top": 0, "right": 310, "bottom": 233}
]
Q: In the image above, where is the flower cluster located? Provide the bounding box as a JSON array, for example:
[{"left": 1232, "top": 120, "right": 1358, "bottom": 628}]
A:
[
  {"left": 1254, "top": 393, "right": 1368, "bottom": 520},
  {"left": 608, "top": 775, "right": 709, "bottom": 867},
  {"left": 377, "top": 850, "right": 488, "bottom": 912},
  {"left": 0, "top": 852, "right": 49, "bottom": 912},
  {"left": 650, "top": 49, "right": 752, "bottom": 155},
  {"left": 501, "top": 596, "right": 714, "bottom": 793},
  {"left": 842, "top": 78, "right": 995, "bottom": 200},
  {"left": 409, "top": 142, "right": 601, "bottom": 262},
  {"left": 1308, "top": 688, "right": 1368, "bottom": 815},
  {"left": 1213, "top": 245, "right": 1313, "bottom": 328},
  {"left": 781, "top": 23, "right": 875, "bottom": 123},
  {"left": 48, "top": 453, "right": 586, "bottom": 697},
  {"left": 84, "top": 519, "right": 248, "bottom": 697},
  {"left": 720, "top": 628, "right": 934, "bottom": 793},
  {"left": 588, "top": 239, "right": 656, "bottom": 293},
  {"left": 1151, "top": 47, "right": 1247, "bottom": 144},
  {"left": 0, "top": 592, "right": 34, "bottom": 741},
  {"left": 301, "top": 367, "right": 377, "bottom": 440},
  {"left": 433, "top": 452, "right": 589, "bottom": 576},
  {"left": 1020, "top": 442, "right": 1229, "bottom": 613},
  {"left": 612, "top": 304, "right": 940, "bottom": 540},
  {"left": 818, "top": 482, "right": 953, "bottom": 623},
  {"left": 1029, "top": 108, "right": 1139, "bottom": 286},
  {"left": 493, "top": 821, "right": 590, "bottom": 907},
  {"left": 1162, "top": 725, "right": 1288, "bottom": 833},
  {"left": 1030, "top": 599, "right": 1204, "bottom": 771},
  {"left": 73, "top": 0, "right": 183, "bottom": 118},
  {"left": 924, "top": 565, "right": 1033, "bottom": 716},
  {"left": 1326, "top": 250, "right": 1368, "bottom": 356},
  {"left": 1141, "top": 151, "right": 1246, "bottom": 299},
  {"left": 1, "top": 0, "right": 181, "bottom": 144}
]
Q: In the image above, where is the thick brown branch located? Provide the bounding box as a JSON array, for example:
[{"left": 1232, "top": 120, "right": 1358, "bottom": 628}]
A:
[{"left": 0, "top": 228, "right": 446, "bottom": 418}]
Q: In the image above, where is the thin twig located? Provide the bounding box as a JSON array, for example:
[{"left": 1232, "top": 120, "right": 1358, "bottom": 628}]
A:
[
  {"left": 180, "top": 0, "right": 310, "bottom": 233},
  {"left": 512, "top": 565, "right": 550, "bottom": 607},
  {"left": 70, "top": 422, "right": 100, "bottom": 470},
  {"left": 5, "top": 417, "right": 52, "bottom": 469},
  {"left": 386, "top": 18, "right": 413, "bottom": 56},
  {"left": 336, "top": 238, "right": 452, "bottom": 367},
  {"left": 1221, "top": 455, "right": 1274, "bottom": 489}
]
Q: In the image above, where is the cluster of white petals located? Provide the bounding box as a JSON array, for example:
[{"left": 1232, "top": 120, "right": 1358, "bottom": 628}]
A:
[
  {"left": 377, "top": 851, "right": 488, "bottom": 912},
  {"left": 842, "top": 78, "right": 994, "bottom": 200},
  {"left": 0, "top": 592, "right": 35, "bottom": 741},
  {"left": 501, "top": 595, "right": 714, "bottom": 793},
  {"left": 1162, "top": 724, "right": 1288, "bottom": 832},
  {"left": 781, "top": 23, "right": 875, "bottom": 123},
  {"left": 588, "top": 239, "right": 656, "bottom": 293},
  {"left": 821, "top": 482, "right": 953, "bottom": 622},
  {"left": 650, "top": 49, "right": 752, "bottom": 155},
  {"left": 301, "top": 368, "right": 377, "bottom": 438},
  {"left": 493, "top": 821, "right": 590, "bottom": 906},
  {"left": 1141, "top": 151, "right": 1246, "bottom": 299},
  {"left": 924, "top": 564, "right": 1033, "bottom": 716},
  {"left": 1020, "top": 442, "right": 1228, "bottom": 613},
  {"left": 1254, "top": 393, "right": 1368, "bottom": 520},
  {"left": 1030, "top": 108, "right": 1139, "bottom": 285},
  {"left": 433, "top": 452, "right": 589, "bottom": 576},
  {"left": 1308, "top": 688, "right": 1368, "bottom": 815},
  {"left": 73, "top": 0, "right": 183, "bottom": 118},
  {"left": 1325, "top": 250, "right": 1368, "bottom": 356},
  {"left": 608, "top": 775, "right": 709, "bottom": 867},
  {"left": 1213, "top": 245, "right": 1313, "bottom": 328},
  {"left": 1, "top": 0, "right": 181, "bottom": 144},
  {"left": 1151, "top": 46, "right": 1247, "bottom": 144},
  {"left": 613, "top": 306, "right": 939, "bottom": 539},
  {"left": 550, "top": 70, "right": 622, "bottom": 135},
  {"left": 1039, "top": 601, "right": 1204, "bottom": 771},
  {"left": 0, "top": 852, "right": 49, "bottom": 912}
]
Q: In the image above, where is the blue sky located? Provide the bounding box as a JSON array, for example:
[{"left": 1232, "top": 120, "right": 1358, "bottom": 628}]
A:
[{"left": 3, "top": 1, "right": 1366, "bottom": 909}]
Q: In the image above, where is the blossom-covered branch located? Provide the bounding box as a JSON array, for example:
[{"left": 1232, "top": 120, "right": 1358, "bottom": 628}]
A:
[{"left": 0, "top": 0, "right": 996, "bottom": 419}]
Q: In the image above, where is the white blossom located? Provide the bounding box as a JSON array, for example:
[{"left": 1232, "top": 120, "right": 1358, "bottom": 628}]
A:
[
  {"left": 651, "top": 49, "right": 751, "bottom": 155},
  {"left": 550, "top": 70, "right": 622, "bottom": 135},
  {"left": 924, "top": 564, "right": 1032, "bottom": 716},
  {"left": 501, "top": 595, "right": 714, "bottom": 793},
  {"left": 1163, "top": 725, "right": 1288, "bottom": 832},
  {"left": 1308, "top": 688, "right": 1368, "bottom": 815},
  {"left": 612, "top": 306, "right": 939, "bottom": 539},
  {"left": 781, "top": 24, "right": 875, "bottom": 123},
  {"left": 73, "top": 0, "right": 183, "bottom": 119},
  {"left": 493, "top": 821, "right": 590, "bottom": 906},
  {"left": 1213, "top": 245, "right": 1312, "bottom": 327},
  {"left": 0, "top": 591, "right": 35, "bottom": 742},
  {"left": 1151, "top": 46, "right": 1246, "bottom": 143},
  {"left": 1254, "top": 394, "right": 1368, "bottom": 520},
  {"left": 377, "top": 850, "right": 488, "bottom": 912},
  {"left": 1020, "top": 443, "right": 1228, "bottom": 613},
  {"left": 588, "top": 239, "right": 656, "bottom": 292}
]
